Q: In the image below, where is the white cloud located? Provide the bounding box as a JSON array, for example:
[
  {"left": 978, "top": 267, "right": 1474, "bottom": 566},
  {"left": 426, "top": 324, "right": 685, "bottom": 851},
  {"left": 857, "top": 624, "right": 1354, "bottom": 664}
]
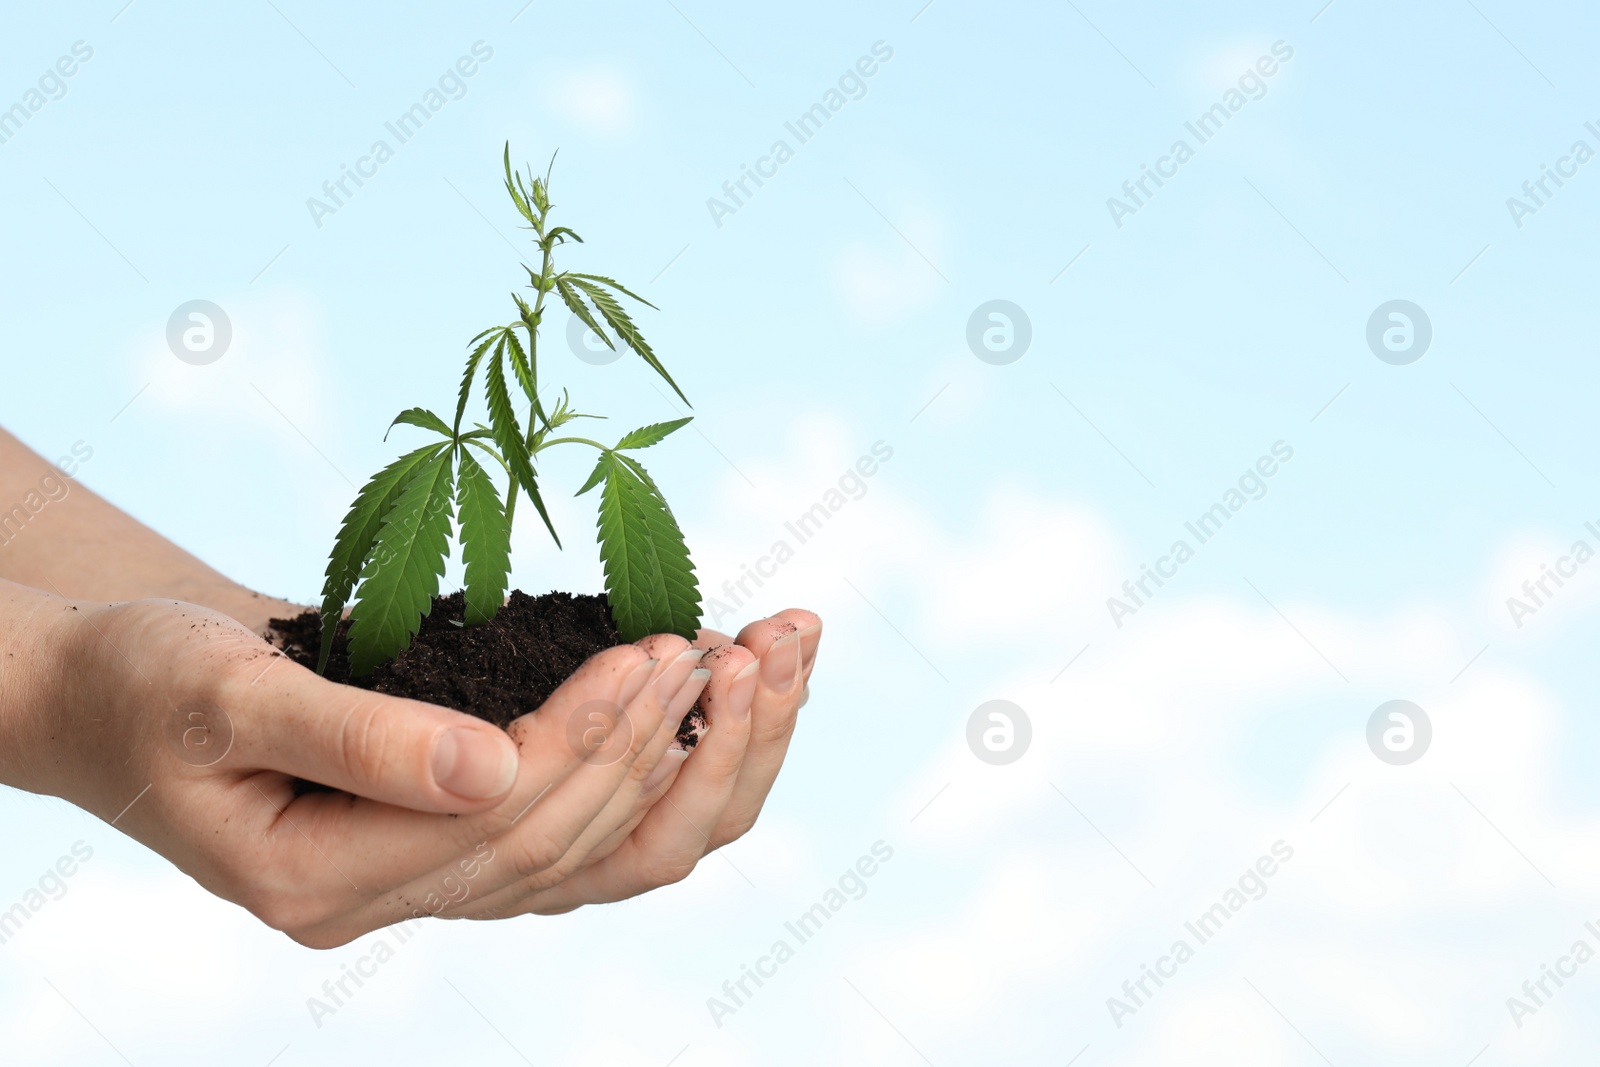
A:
[
  {"left": 130, "top": 286, "right": 331, "bottom": 440},
  {"left": 545, "top": 66, "right": 638, "bottom": 138},
  {"left": 832, "top": 207, "right": 947, "bottom": 326}
]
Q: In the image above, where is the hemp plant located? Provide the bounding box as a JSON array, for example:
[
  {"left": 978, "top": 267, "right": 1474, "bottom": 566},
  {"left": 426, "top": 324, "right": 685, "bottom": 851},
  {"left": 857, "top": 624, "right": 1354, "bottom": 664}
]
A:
[{"left": 317, "top": 145, "right": 702, "bottom": 677}]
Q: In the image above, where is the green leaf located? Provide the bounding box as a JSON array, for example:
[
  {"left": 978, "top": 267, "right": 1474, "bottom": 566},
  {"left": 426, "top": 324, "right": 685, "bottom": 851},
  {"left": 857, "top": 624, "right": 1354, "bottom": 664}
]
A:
[
  {"left": 486, "top": 339, "right": 561, "bottom": 548},
  {"left": 456, "top": 449, "right": 512, "bottom": 626},
  {"left": 503, "top": 319, "right": 539, "bottom": 407},
  {"left": 575, "top": 452, "right": 609, "bottom": 497},
  {"left": 462, "top": 435, "right": 510, "bottom": 477},
  {"left": 387, "top": 407, "right": 453, "bottom": 441},
  {"left": 569, "top": 278, "right": 689, "bottom": 406},
  {"left": 346, "top": 450, "right": 457, "bottom": 676},
  {"left": 594, "top": 452, "right": 701, "bottom": 641},
  {"left": 485, "top": 336, "right": 535, "bottom": 490},
  {"left": 614, "top": 417, "right": 692, "bottom": 451},
  {"left": 563, "top": 272, "right": 658, "bottom": 309},
  {"left": 614, "top": 451, "right": 673, "bottom": 516},
  {"left": 546, "top": 226, "right": 584, "bottom": 245},
  {"left": 503, "top": 143, "right": 534, "bottom": 224},
  {"left": 519, "top": 471, "right": 562, "bottom": 548},
  {"left": 554, "top": 275, "right": 614, "bottom": 352},
  {"left": 455, "top": 330, "right": 501, "bottom": 434},
  {"left": 316, "top": 443, "right": 447, "bottom": 674}
]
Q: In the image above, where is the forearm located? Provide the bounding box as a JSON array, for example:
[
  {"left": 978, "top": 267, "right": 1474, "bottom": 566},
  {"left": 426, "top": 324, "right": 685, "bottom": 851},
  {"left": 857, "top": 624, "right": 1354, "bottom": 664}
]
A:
[{"left": 0, "top": 427, "right": 284, "bottom": 626}]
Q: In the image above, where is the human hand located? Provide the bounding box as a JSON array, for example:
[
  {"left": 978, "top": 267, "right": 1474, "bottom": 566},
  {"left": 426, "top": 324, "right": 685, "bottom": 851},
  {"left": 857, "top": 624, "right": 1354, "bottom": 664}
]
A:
[
  {"left": 0, "top": 587, "right": 709, "bottom": 946},
  {"left": 447, "top": 609, "right": 822, "bottom": 918}
]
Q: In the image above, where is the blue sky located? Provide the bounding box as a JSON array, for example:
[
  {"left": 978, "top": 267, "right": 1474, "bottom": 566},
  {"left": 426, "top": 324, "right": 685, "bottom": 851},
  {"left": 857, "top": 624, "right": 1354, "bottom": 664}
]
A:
[{"left": 4, "top": 1, "right": 1600, "bottom": 1063}]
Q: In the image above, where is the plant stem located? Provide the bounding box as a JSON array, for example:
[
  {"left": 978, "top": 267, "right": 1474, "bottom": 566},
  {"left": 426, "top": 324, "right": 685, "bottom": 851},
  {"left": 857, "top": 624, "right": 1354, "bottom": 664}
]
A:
[
  {"left": 533, "top": 436, "right": 608, "bottom": 454},
  {"left": 504, "top": 207, "right": 556, "bottom": 532}
]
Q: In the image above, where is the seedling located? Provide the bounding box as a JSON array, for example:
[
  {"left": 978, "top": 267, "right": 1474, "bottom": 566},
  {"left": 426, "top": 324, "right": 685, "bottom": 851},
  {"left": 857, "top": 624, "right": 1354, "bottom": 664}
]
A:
[{"left": 316, "top": 145, "right": 701, "bottom": 677}]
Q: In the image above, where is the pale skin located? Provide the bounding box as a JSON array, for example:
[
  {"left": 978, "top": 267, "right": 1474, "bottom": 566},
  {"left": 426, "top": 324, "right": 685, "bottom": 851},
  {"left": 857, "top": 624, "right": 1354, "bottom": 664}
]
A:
[{"left": 0, "top": 427, "right": 819, "bottom": 947}]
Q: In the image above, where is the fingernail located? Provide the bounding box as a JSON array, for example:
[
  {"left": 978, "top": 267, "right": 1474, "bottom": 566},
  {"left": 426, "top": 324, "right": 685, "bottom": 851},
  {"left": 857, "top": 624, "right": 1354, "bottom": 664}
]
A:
[
  {"left": 641, "top": 747, "right": 689, "bottom": 795},
  {"left": 432, "top": 727, "right": 518, "bottom": 800},
  {"left": 656, "top": 648, "right": 706, "bottom": 703},
  {"left": 799, "top": 683, "right": 810, "bottom": 709},
  {"left": 618, "top": 658, "right": 660, "bottom": 707},
  {"left": 728, "top": 659, "right": 760, "bottom": 722},
  {"left": 797, "top": 623, "right": 823, "bottom": 673},
  {"left": 670, "top": 667, "right": 712, "bottom": 719},
  {"left": 761, "top": 630, "right": 803, "bottom": 693}
]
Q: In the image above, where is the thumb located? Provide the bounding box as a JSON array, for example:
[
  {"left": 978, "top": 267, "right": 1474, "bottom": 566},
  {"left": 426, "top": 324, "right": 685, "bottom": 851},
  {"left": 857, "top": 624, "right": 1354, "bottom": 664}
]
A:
[{"left": 226, "top": 657, "right": 519, "bottom": 813}]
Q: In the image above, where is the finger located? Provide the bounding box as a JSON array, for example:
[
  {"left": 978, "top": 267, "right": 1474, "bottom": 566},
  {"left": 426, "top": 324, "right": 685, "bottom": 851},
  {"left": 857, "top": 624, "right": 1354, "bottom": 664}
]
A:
[
  {"left": 327, "top": 644, "right": 676, "bottom": 929},
  {"left": 453, "top": 647, "right": 712, "bottom": 916},
  {"left": 202, "top": 644, "right": 661, "bottom": 937},
  {"left": 691, "top": 627, "right": 734, "bottom": 650},
  {"left": 709, "top": 610, "right": 821, "bottom": 849},
  {"left": 471, "top": 640, "right": 706, "bottom": 896},
  {"left": 481, "top": 643, "right": 759, "bottom": 914},
  {"left": 223, "top": 654, "right": 519, "bottom": 813}
]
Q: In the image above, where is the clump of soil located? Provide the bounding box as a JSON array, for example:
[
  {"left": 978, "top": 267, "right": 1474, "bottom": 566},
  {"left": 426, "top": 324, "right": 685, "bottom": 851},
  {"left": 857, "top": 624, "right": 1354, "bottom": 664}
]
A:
[{"left": 270, "top": 590, "right": 706, "bottom": 746}]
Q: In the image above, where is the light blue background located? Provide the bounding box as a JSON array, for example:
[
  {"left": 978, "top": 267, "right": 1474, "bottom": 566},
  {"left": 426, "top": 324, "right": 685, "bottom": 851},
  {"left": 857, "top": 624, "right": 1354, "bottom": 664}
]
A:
[{"left": 3, "top": 1, "right": 1598, "bottom": 1063}]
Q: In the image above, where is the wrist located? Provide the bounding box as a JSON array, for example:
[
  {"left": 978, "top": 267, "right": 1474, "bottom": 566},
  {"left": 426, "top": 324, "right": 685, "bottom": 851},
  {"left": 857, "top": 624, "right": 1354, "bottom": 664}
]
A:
[
  {"left": 0, "top": 580, "right": 81, "bottom": 793},
  {"left": 140, "top": 576, "right": 301, "bottom": 637}
]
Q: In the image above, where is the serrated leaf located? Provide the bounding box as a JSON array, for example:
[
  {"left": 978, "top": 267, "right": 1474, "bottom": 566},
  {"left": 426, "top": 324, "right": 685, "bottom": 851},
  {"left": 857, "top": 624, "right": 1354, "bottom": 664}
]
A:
[
  {"left": 594, "top": 453, "right": 701, "bottom": 641},
  {"left": 503, "top": 319, "right": 539, "bottom": 407},
  {"left": 614, "top": 417, "right": 692, "bottom": 451},
  {"left": 546, "top": 226, "right": 584, "bottom": 245},
  {"left": 614, "top": 451, "right": 673, "bottom": 518},
  {"left": 387, "top": 407, "right": 453, "bottom": 441},
  {"left": 485, "top": 336, "right": 535, "bottom": 490},
  {"left": 569, "top": 278, "right": 689, "bottom": 406},
  {"left": 456, "top": 449, "right": 511, "bottom": 626},
  {"left": 575, "top": 452, "right": 609, "bottom": 497},
  {"left": 503, "top": 143, "right": 534, "bottom": 224},
  {"left": 563, "top": 272, "right": 658, "bottom": 309},
  {"left": 346, "top": 450, "right": 456, "bottom": 676},
  {"left": 455, "top": 330, "right": 502, "bottom": 433},
  {"left": 554, "top": 275, "right": 614, "bottom": 352},
  {"left": 316, "top": 443, "right": 447, "bottom": 673},
  {"left": 519, "top": 474, "right": 561, "bottom": 548},
  {"left": 485, "top": 339, "right": 561, "bottom": 548}
]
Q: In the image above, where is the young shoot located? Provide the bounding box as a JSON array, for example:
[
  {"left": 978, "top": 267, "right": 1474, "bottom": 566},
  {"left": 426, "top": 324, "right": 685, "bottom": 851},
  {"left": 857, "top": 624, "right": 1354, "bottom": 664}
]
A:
[{"left": 317, "top": 145, "right": 702, "bottom": 676}]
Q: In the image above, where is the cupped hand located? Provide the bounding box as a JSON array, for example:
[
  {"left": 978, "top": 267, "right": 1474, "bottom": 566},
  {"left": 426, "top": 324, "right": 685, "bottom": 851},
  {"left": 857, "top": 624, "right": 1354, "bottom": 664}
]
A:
[
  {"left": 7, "top": 585, "right": 819, "bottom": 944},
  {"left": 449, "top": 609, "right": 822, "bottom": 918},
  {"left": 9, "top": 592, "right": 668, "bottom": 947}
]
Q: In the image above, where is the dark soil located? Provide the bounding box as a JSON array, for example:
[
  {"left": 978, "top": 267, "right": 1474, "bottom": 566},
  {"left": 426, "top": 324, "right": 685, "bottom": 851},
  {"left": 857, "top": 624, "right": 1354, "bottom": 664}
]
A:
[{"left": 270, "top": 590, "right": 706, "bottom": 746}]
